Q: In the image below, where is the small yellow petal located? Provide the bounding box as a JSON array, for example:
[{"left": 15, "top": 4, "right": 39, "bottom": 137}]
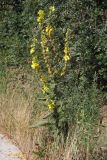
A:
[
  {"left": 49, "top": 6, "right": 55, "bottom": 12},
  {"left": 45, "top": 26, "right": 54, "bottom": 37},
  {"left": 31, "top": 62, "right": 40, "bottom": 70},
  {"left": 64, "top": 47, "right": 70, "bottom": 55},
  {"left": 30, "top": 47, "right": 35, "bottom": 54},
  {"left": 48, "top": 100, "right": 55, "bottom": 110},
  {"left": 46, "top": 47, "right": 49, "bottom": 53},
  {"left": 38, "top": 10, "right": 45, "bottom": 17},
  {"left": 42, "top": 84, "right": 49, "bottom": 94},
  {"left": 64, "top": 55, "right": 70, "bottom": 61}
]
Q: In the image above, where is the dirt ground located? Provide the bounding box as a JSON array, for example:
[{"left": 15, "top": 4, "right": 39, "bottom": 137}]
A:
[{"left": 0, "top": 134, "right": 25, "bottom": 160}]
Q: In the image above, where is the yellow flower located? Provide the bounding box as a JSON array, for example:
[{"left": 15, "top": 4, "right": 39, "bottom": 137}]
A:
[
  {"left": 46, "top": 26, "right": 54, "bottom": 37},
  {"left": 46, "top": 27, "right": 49, "bottom": 33},
  {"left": 64, "top": 46, "right": 70, "bottom": 61},
  {"left": 49, "top": 6, "right": 55, "bottom": 13},
  {"left": 64, "top": 46, "right": 70, "bottom": 55},
  {"left": 46, "top": 47, "right": 49, "bottom": 53},
  {"left": 30, "top": 47, "right": 35, "bottom": 54},
  {"left": 42, "top": 84, "right": 49, "bottom": 94},
  {"left": 37, "top": 10, "right": 45, "bottom": 24},
  {"left": 64, "top": 54, "right": 70, "bottom": 61},
  {"left": 31, "top": 61, "right": 40, "bottom": 70},
  {"left": 48, "top": 100, "right": 55, "bottom": 110},
  {"left": 38, "top": 10, "right": 45, "bottom": 17}
]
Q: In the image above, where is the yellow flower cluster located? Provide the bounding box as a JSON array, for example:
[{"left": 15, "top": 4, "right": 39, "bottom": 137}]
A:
[
  {"left": 48, "top": 100, "right": 55, "bottom": 110},
  {"left": 64, "top": 55, "right": 70, "bottom": 61},
  {"left": 31, "top": 59, "right": 40, "bottom": 70},
  {"left": 30, "top": 38, "right": 37, "bottom": 55},
  {"left": 61, "top": 29, "right": 71, "bottom": 76},
  {"left": 37, "top": 6, "right": 55, "bottom": 26},
  {"left": 41, "top": 31, "right": 52, "bottom": 74},
  {"left": 37, "top": 10, "right": 45, "bottom": 25},
  {"left": 30, "top": 47, "right": 35, "bottom": 54},
  {"left": 46, "top": 47, "right": 49, "bottom": 53},
  {"left": 42, "top": 84, "right": 49, "bottom": 94},
  {"left": 64, "top": 35, "right": 70, "bottom": 62},
  {"left": 64, "top": 46, "right": 70, "bottom": 61},
  {"left": 37, "top": 8, "right": 54, "bottom": 58},
  {"left": 30, "top": 37, "right": 40, "bottom": 71},
  {"left": 49, "top": 6, "right": 55, "bottom": 12},
  {"left": 46, "top": 25, "right": 54, "bottom": 38}
]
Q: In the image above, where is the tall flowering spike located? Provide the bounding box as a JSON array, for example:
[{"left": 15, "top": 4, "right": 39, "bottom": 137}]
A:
[{"left": 61, "top": 29, "right": 71, "bottom": 76}]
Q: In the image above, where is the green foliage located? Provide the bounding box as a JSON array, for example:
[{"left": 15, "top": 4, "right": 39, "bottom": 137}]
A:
[
  {"left": 0, "top": 0, "right": 37, "bottom": 66},
  {"left": 0, "top": 63, "right": 6, "bottom": 93}
]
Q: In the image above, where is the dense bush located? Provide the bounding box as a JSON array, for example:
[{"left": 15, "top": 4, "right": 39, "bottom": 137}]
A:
[{"left": 0, "top": 0, "right": 35, "bottom": 66}]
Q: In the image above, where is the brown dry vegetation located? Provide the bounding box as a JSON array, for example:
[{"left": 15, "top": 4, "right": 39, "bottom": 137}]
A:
[{"left": 0, "top": 67, "right": 64, "bottom": 160}]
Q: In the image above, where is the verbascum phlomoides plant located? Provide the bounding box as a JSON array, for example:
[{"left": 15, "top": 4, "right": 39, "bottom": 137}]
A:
[{"left": 30, "top": 5, "right": 71, "bottom": 137}]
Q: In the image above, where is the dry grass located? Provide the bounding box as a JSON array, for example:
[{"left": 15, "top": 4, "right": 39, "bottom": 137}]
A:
[
  {"left": 0, "top": 67, "right": 64, "bottom": 160},
  {"left": 0, "top": 67, "right": 45, "bottom": 159}
]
